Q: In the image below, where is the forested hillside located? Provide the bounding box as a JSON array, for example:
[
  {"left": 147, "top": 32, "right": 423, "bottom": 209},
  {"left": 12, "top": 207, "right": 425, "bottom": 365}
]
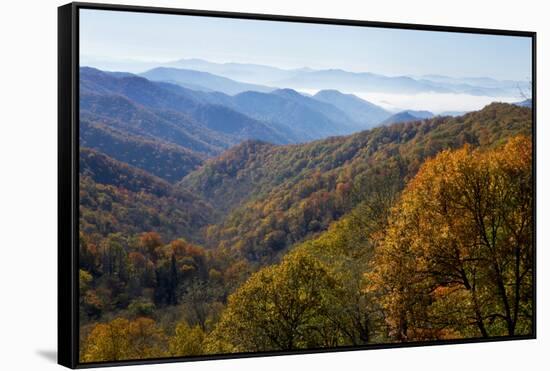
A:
[
  {"left": 209, "top": 135, "right": 532, "bottom": 351},
  {"left": 80, "top": 120, "right": 205, "bottom": 182},
  {"left": 79, "top": 102, "right": 533, "bottom": 361},
  {"left": 78, "top": 63, "right": 533, "bottom": 363},
  {"left": 182, "top": 103, "right": 531, "bottom": 263},
  {"left": 80, "top": 148, "right": 216, "bottom": 242}
]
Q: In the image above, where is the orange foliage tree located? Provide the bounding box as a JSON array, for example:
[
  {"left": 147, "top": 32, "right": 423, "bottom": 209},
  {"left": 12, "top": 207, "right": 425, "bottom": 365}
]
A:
[{"left": 367, "top": 136, "right": 533, "bottom": 340}]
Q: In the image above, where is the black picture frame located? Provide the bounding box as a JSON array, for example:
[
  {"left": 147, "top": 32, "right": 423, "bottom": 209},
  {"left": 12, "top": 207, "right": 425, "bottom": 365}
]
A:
[{"left": 58, "top": 2, "right": 537, "bottom": 368}]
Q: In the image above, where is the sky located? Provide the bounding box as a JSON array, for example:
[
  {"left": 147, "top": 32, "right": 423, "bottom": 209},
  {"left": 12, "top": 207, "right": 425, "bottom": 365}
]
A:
[{"left": 79, "top": 9, "right": 532, "bottom": 81}]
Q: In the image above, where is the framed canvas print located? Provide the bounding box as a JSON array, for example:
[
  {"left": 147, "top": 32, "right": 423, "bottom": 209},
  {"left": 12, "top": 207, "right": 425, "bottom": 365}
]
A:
[{"left": 58, "top": 2, "right": 536, "bottom": 368}]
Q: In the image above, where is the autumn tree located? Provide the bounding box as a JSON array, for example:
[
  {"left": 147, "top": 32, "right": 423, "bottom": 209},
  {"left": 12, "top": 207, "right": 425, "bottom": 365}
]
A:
[
  {"left": 127, "top": 251, "right": 155, "bottom": 295},
  {"left": 368, "top": 136, "right": 533, "bottom": 340},
  {"left": 293, "top": 193, "right": 399, "bottom": 345},
  {"left": 79, "top": 232, "right": 100, "bottom": 275},
  {"left": 207, "top": 250, "right": 340, "bottom": 352},
  {"left": 138, "top": 232, "right": 163, "bottom": 260},
  {"left": 168, "top": 321, "right": 205, "bottom": 356},
  {"left": 81, "top": 317, "right": 166, "bottom": 362},
  {"left": 79, "top": 269, "right": 104, "bottom": 319}
]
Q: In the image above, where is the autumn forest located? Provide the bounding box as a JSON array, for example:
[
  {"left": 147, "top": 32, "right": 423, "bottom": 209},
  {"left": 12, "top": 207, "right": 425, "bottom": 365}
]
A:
[
  {"left": 79, "top": 90, "right": 533, "bottom": 361},
  {"left": 77, "top": 11, "right": 533, "bottom": 364}
]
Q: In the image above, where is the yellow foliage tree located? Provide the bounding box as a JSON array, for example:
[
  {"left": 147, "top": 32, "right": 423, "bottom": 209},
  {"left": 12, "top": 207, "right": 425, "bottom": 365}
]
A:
[
  {"left": 81, "top": 317, "right": 166, "bottom": 362},
  {"left": 206, "top": 250, "right": 339, "bottom": 353},
  {"left": 168, "top": 321, "right": 205, "bottom": 357}
]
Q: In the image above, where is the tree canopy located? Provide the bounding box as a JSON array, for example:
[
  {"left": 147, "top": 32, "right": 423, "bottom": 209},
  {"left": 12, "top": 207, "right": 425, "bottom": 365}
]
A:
[{"left": 367, "top": 136, "right": 533, "bottom": 340}]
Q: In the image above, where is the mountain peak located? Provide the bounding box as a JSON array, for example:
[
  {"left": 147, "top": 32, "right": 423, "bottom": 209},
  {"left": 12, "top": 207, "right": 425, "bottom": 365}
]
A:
[
  {"left": 314, "top": 89, "right": 342, "bottom": 96},
  {"left": 380, "top": 110, "right": 434, "bottom": 126},
  {"left": 272, "top": 88, "right": 303, "bottom": 98}
]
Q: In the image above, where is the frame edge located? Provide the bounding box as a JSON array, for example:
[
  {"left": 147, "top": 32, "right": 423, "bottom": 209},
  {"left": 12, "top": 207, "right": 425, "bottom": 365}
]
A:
[{"left": 58, "top": 2, "right": 78, "bottom": 369}]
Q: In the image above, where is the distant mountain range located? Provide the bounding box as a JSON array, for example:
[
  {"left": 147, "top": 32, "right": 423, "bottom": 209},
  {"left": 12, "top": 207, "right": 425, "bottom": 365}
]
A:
[
  {"left": 165, "top": 58, "right": 303, "bottom": 85},
  {"left": 81, "top": 67, "right": 393, "bottom": 160},
  {"left": 418, "top": 74, "right": 529, "bottom": 92},
  {"left": 141, "top": 67, "right": 274, "bottom": 95},
  {"left": 163, "top": 58, "right": 529, "bottom": 97},
  {"left": 183, "top": 86, "right": 365, "bottom": 139},
  {"left": 80, "top": 67, "right": 298, "bottom": 147},
  {"left": 139, "top": 66, "right": 392, "bottom": 131},
  {"left": 275, "top": 69, "right": 452, "bottom": 95},
  {"left": 84, "top": 57, "right": 530, "bottom": 98}
]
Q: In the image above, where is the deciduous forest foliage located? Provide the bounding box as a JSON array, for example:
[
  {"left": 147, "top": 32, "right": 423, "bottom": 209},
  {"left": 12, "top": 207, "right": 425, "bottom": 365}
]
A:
[{"left": 79, "top": 101, "right": 533, "bottom": 362}]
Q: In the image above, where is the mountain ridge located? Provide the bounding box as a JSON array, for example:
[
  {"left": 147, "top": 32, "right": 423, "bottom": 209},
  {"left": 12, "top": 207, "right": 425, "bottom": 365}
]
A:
[
  {"left": 83, "top": 58, "right": 530, "bottom": 97},
  {"left": 80, "top": 119, "right": 205, "bottom": 182},
  {"left": 313, "top": 89, "right": 391, "bottom": 128},
  {"left": 141, "top": 67, "right": 274, "bottom": 95},
  {"left": 81, "top": 67, "right": 292, "bottom": 151}
]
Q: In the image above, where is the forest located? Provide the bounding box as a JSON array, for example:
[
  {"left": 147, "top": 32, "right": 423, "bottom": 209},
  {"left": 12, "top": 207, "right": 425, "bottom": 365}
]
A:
[{"left": 78, "top": 92, "right": 533, "bottom": 362}]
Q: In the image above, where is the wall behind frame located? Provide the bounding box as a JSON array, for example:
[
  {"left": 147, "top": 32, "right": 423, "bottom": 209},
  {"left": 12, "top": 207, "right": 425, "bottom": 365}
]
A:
[{"left": 0, "top": 0, "right": 547, "bottom": 370}]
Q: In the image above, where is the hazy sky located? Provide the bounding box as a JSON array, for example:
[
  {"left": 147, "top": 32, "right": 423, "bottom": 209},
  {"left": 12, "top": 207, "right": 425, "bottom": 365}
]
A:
[{"left": 80, "top": 9, "right": 532, "bottom": 80}]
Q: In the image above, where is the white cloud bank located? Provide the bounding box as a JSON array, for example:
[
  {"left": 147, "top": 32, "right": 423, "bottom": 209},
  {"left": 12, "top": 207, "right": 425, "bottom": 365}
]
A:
[
  {"left": 353, "top": 92, "right": 520, "bottom": 114},
  {"left": 299, "top": 89, "right": 521, "bottom": 114}
]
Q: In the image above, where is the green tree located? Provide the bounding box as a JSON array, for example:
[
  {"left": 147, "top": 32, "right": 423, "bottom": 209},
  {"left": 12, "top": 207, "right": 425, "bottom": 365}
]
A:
[{"left": 208, "top": 250, "right": 339, "bottom": 352}]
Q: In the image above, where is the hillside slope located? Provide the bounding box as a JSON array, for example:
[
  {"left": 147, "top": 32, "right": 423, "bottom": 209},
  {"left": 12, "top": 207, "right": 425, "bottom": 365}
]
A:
[
  {"left": 81, "top": 67, "right": 291, "bottom": 149},
  {"left": 313, "top": 89, "right": 391, "bottom": 128},
  {"left": 180, "top": 103, "right": 532, "bottom": 262},
  {"left": 80, "top": 148, "right": 216, "bottom": 242},
  {"left": 80, "top": 120, "right": 204, "bottom": 182}
]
